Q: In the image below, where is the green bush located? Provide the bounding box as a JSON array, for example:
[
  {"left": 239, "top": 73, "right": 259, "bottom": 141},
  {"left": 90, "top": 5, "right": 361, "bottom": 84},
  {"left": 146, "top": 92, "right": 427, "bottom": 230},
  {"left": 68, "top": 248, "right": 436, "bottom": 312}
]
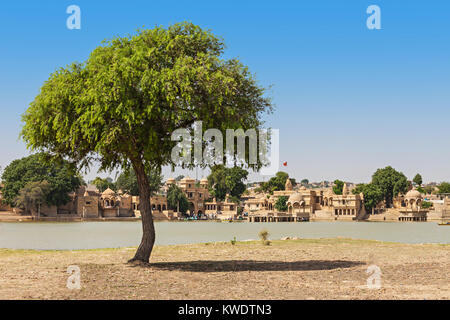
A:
[
  {"left": 421, "top": 201, "right": 433, "bottom": 209},
  {"left": 258, "top": 229, "right": 270, "bottom": 244}
]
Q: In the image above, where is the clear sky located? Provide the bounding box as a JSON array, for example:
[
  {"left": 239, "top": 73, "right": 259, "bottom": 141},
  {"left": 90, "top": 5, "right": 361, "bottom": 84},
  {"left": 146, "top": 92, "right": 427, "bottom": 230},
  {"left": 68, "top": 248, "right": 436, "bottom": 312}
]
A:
[{"left": 0, "top": 0, "right": 449, "bottom": 184}]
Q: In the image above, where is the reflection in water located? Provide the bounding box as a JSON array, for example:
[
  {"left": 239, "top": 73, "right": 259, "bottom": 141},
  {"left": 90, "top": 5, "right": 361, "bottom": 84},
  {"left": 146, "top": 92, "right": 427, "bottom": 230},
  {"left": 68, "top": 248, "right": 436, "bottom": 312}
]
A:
[{"left": 0, "top": 221, "right": 448, "bottom": 250}]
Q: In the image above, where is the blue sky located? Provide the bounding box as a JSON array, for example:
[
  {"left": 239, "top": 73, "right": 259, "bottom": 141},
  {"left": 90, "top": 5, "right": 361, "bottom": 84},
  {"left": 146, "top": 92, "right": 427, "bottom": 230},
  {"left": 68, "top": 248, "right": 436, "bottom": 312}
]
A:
[{"left": 1, "top": 0, "right": 449, "bottom": 183}]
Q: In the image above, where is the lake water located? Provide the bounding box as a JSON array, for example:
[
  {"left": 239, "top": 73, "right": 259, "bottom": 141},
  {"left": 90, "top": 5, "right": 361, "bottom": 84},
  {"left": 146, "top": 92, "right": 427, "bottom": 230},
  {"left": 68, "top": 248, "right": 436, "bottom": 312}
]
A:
[{"left": 0, "top": 221, "right": 449, "bottom": 250}]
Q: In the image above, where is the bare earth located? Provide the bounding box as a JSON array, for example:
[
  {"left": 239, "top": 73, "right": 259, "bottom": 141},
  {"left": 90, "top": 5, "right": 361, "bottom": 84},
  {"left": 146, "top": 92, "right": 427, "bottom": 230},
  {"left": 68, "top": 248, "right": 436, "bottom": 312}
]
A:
[{"left": 0, "top": 238, "right": 448, "bottom": 300}]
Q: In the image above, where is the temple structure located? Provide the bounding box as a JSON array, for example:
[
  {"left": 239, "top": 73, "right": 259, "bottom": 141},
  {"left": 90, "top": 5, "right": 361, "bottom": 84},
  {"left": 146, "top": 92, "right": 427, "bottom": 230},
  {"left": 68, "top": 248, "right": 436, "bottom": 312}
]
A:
[
  {"left": 245, "top": 178, "right": 366, "bottom": 222},
  {"left": 166, "top": 176, "right": 209, "bottom": 216},
  {"left": 2, "top": 175, "right": 449, "bottom": 222}
]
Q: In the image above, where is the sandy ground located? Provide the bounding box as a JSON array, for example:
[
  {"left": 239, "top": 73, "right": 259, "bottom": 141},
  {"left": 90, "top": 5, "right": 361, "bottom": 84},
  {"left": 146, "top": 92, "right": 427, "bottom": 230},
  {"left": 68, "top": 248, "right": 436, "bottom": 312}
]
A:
[{"left": 0, "top": 238, "right": 448, "bottom": 300}]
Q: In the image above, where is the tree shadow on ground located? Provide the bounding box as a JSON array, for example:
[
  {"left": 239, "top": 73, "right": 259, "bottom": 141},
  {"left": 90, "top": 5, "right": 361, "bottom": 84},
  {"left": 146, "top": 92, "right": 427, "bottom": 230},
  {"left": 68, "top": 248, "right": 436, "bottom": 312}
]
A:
[{"left": 137, "top": 260, "right": 365, "bottom": 272}]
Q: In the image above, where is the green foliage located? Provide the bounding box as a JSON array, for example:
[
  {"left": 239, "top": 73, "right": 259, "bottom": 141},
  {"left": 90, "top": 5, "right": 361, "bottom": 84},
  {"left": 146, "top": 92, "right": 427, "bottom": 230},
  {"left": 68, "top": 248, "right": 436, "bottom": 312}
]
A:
[
  {"left": 115, "top": 171, "right": 138, "bottom": 195},
  {"left": 258, "top": 229, "right": 269, "bottom": 242},
  {"left": 230, "top": 237, "right": 237, "bottom": 245},
  {"left": 437, "top": 182, "right": 450, "bottom": 194},
  {"left": 417, "top": 186, "right": 426, "bottom": 194},
  {"left": 207, "top": 165, "right": 248, "bottom": 201},
  {"left": 166, "top": 184, "right": 189, "bottom": 214},
  {"left": 1, "top": 153, "right": 82, "bottom": 207},
  {"left": 333, "top": 180, "right": 344, "bottom": 195},
  {"left": 301, "top": 179, "right": 309, "bottom": 185},
  {"left": 21, "top": 22, "right": 272, "bottom": 174},
  {"left": 20, "top": 22, "right": 273, "bottom": 262},
  {"left": 274, "top": 196, "right": 289, "bottom": 212},
  {"left": 259, "top": 171, "right": 289, "bottom": 194},
  {"left": 352, "top": 183, "right": 384, "bottom": 212},
  {"left": 175, "top": 175, "right": 184, "bottom": 182},
  {"left": 372, "top": 166, "right": 409, "bottom": 207},
  {"left": 90, "top": 177, "right": 116, "bottom": 193},
  {"left": 421, "top": 201, "right": 433, "bottom": 209},
  {"left": 413, "top": 174, "right": 423, "bottom": 186},
  {"left": 14, "top": 181, "right": 51, "bottom": 215}
]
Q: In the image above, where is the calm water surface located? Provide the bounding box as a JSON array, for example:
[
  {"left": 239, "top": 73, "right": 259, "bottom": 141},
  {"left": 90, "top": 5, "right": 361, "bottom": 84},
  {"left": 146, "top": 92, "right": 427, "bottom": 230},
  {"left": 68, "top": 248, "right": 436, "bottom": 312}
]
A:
[{"left": 0, "top": 221, "right": 449, "bottom": 250}]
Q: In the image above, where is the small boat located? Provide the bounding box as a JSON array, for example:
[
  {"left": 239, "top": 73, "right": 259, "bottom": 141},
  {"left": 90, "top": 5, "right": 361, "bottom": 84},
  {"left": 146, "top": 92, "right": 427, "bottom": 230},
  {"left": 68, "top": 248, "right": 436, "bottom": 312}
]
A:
[{"left": 437, "top": 222, "right": 450, "bottom": 226}]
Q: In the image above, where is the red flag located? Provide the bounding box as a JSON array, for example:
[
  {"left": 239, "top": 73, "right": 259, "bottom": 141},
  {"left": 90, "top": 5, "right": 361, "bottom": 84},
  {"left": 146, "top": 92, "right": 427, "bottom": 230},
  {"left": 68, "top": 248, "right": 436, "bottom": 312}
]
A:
[{"left": 283, "top": 162, "right": 287, "bottom": 167}]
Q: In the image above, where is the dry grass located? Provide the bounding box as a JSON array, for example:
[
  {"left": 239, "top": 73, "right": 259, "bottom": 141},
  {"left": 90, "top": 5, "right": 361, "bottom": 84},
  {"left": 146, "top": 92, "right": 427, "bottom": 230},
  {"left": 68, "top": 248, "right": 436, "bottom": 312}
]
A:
[{"left": 0, "top": 238, "right": 449, "bottom": 300}]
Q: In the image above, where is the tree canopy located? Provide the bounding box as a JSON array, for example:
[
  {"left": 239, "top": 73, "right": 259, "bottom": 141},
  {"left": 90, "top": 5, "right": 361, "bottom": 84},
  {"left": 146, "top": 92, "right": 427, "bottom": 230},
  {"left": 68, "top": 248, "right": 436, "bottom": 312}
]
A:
[
  {"left": 1, "top": 153, "right": 82, "bottom": 207},
  {"left": 413, "top": 174, "right": 423, "bottom": 186},
  {"left": 437, "top": 182, "right": 450, "bottom": 194},
  {"left": 352, "top": 183, "right": 384, "bottom": 212},
  {"left": 14, "top": 181, "right": 51, "bottom": 215},
  {"left": 333, "top": 180, "right": 345, "bottom": 195},
  {"left": 274, "top": 195, "right": 288, "bottom": 212},
  {"left": 207, "top": 165, "right": 248, "bottom": 202},
  {"left": 258, "top": 171, "right": 289, "bottom": 194},
  {"left": 20, "top": 22, "right": 272, "bottom": 263},
  {"left": 371, "top": 166, "right": 409, "bottom": 207}
]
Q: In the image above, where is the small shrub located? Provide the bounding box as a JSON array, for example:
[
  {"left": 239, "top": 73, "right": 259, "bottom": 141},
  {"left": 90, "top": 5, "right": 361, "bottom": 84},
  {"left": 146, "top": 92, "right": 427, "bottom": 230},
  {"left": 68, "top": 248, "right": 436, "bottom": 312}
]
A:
[
  {"left": 230, "top": 237, "right": 237, "bottom": 245},
  {"left": 263, "top": 240, "right": 271, "bottom": 246},
  {"left": 258, "top": 229, "right": 269, "bottom": 243},
  {"left": 421, "top": 201, "right": 433, "bottom": 209}
]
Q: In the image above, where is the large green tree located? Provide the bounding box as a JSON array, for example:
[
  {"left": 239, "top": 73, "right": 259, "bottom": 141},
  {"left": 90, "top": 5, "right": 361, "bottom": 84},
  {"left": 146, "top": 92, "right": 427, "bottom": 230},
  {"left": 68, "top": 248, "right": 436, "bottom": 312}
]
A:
[
  {"left": 207, "top": 165, "right": 248, "bottom": 202},
  {"left": 259, "top": 171, "right": 289, "bottom": 194},
  {"left": 21, "top": 22, "right": 272, "bottom": 263},
  {"left": 352, "top": 183, "right": 384, "bottom": 212},
  {"left": 14, "top": 181, "right": 51, "bottom": 216},
  {"left": 371, "top": 166, "right": 409, "bottom": 208},
  {"left": 1, "top": 153, "right": 82, "bottom": 207}
]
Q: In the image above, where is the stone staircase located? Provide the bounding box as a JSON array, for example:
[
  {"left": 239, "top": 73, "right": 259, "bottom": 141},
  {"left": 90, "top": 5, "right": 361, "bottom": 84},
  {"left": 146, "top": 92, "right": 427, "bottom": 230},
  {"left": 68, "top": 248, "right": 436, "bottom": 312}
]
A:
[{"left": 367, "top": 209, "right": 399, "bottom": 221}]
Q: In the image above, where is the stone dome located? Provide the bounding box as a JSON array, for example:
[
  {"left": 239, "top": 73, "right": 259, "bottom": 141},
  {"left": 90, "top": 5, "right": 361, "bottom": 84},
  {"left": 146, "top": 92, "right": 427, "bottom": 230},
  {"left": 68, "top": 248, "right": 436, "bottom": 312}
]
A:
[
  {"left": 405, "top": 189, "right": 422, "bottom": 199},
  {"left": 287, "top": 192, "right": 303, "bottom": 204},
  {"left": 166, "top": 177, "right": 176, "bottom": 184},
  {"left": 102, "top": 188, "right": 115, "bottom": 196},
  {"left": 200, "top": 178, "right": 208, "bottom": 183},
  {"left": 180, "top": 176, "right": 195, "bottom": 184}
]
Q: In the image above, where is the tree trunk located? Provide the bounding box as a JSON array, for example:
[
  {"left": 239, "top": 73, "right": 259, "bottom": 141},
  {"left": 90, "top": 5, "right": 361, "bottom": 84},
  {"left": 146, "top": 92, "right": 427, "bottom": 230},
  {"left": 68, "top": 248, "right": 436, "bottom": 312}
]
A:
[{"left": 129, "top": 162, "right": 155, "bottom": 264}]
